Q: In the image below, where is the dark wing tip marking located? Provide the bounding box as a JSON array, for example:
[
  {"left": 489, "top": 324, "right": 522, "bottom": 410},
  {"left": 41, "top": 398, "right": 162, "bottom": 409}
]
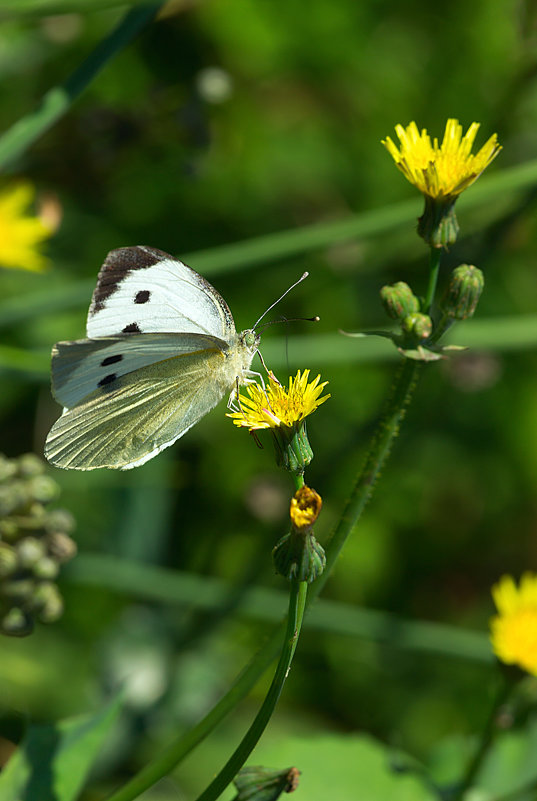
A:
[
  {"left": 122, "top": 323, "right": 141, "bottom": 333},
  {"left": 134, "top": 290, "right": 151, "bottom": 304},
  {"left": 90, "top": 246, "right": 173, "bottom": 315}
]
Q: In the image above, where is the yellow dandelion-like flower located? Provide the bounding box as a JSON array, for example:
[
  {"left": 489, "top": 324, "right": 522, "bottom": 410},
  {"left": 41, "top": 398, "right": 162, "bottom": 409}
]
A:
[
  {"left": 382, "top": 119, "right": 501, "bottom": 200},
  {"left": 0, "top": 182, "right": 53, "bottom": 272},
  {"left": 490, "top": 573, "right": 537, "bottom": 676},
  {"left": 228, "top": 369, "right": 330, "bottom": 431}
]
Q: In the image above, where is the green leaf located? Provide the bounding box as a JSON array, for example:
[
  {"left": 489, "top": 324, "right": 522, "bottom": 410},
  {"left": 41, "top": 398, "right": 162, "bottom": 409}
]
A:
[{"left": 0, "top": 695, "right": 122, "bottom": 801}]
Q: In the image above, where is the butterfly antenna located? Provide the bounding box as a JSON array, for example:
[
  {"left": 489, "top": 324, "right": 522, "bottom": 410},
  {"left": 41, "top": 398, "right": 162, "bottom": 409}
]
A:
[{"left": 253, "top": 272, "right": 309, "bottom": 330}]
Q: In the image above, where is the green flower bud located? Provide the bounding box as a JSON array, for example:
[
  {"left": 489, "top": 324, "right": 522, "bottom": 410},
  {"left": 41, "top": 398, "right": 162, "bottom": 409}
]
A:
[
  {"left": 234, "top": 765, "right": 300, "bottom": 801},
  {"left": 442, "top": 264, "right": 485, "bottom": 320},
  {"left": 17, "top": 536, "right": 47, "bottom": 569},
  {"left": 32, "top": 556, "right": 59, "bottom": 580},
  {"left": 0, "top": 543, "right": 18, "bottom": 577},
  {"left": 44, "top": 509, "right": 76, "bottom": 536},
  {"left": 27, "top": 475, "right": 60, "bottom": 504},
  {"left": 0, "top": 455, "right": 17, "bottom": 482},
  {"left": 401, "top": 312, "right": 433, "bottom": 341},
  {"left": 16, "top": 453, "right": 46, "bottom": 478},
  {"left": 33, "top": 583, "right": 64, "bottom": 624},
  {"left": 0, "top": 519, "right": 19, "bottom": 542},
  {"left": 380, "top": 282, "right": 419, "bottom": 321},
  {"left": 1, "top": 607, "right": 34, "bottom": 637},
  {"left": 44, "top": 531, "right": 77, "bottom": 563},
  {"left": 0, "top": 482, "right": 29, "bottom": 516}
]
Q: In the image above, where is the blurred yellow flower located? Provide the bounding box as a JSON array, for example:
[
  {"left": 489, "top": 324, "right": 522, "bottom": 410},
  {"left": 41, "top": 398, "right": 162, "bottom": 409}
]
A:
[
  {"left": 382, "top": 119, "right": 501, "bottom": 199},
  {"left": 0, "top": 182, "right": 53, "bottom": 272},
  {"left": 228, "top": 369, "right": 330, "bottom": 431},
  {"left": 490, "top": 573, "right": 537, "bottom": 676}
]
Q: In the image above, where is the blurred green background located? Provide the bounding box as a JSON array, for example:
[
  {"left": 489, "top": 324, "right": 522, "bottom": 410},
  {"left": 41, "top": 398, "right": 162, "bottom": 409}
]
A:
[{"left": 2, "top": 0, "right": 537, "bottom": 798}]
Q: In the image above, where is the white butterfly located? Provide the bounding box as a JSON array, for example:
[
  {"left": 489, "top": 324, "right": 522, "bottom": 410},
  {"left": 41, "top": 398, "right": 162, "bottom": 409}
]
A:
[{"left": 44, "top": 246, "right": 262, "bottom": 471}]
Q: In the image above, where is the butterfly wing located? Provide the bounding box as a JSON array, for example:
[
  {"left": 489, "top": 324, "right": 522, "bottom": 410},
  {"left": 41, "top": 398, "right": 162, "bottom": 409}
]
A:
[
  {"left": 45, "top": 338, "right": 235, "bottom": 470},
  {"left": 87, "top": 246, "right": 236, "bottom": 340},
  {"left": 49, "top": 332, "right": 228, "bottom": 408}
]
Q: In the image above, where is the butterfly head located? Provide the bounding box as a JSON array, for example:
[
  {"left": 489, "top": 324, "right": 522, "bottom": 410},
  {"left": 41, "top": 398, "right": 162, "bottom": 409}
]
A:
[{"left": 240, "top": 328, "right": 261, "bottom": 355}]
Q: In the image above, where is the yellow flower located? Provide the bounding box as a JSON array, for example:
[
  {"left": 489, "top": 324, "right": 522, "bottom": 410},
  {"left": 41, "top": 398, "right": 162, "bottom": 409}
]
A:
[
  {"left": 228, "top": 369, "right": 330, "bottom": 431},
  {"left": 0, "top": 182, "right": 53, "bottom": 272},
  {"left": 490, "top": 573, "right": 537, "bottom": 676},
  {"left": 382, "top": 119, "right": 501, "bottom": 200}
]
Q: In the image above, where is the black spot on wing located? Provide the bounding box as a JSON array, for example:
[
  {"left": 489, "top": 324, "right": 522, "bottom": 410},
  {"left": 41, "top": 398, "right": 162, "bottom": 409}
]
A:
[
  {"left": 123, "top": 323, "right": 141, "bottom": 333},
  {"left": 98, "top": 373, "right": 117, "bottom": 387},
  {"left": 134, "top": 290, "right": 151, "bottom": 304},
  {"left": 101, "top": 354, "right": 123, "bottom": 367},
  {"left": 90, "top": 246, "right": 172, "bottom": 314}
]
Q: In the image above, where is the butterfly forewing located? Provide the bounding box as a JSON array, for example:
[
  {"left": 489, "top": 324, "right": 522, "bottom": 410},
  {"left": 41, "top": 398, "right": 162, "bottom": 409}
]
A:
[
  {"left": 51, "top": 332, "right": 230, "bottom": 408},
  {"left": 45, "top": 348, "right": 232, "bottom": 470},
  {"left": 86, "top": 246, "right": 236, "bottom": 340}
]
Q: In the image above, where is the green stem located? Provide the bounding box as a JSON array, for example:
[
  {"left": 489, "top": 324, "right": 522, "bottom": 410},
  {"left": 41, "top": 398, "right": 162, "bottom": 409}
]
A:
[
  {"left": 452, "top": 674, "right": 514, "bottom": 801},
  {"left": 314, "top": 357, "right": 420, "bottom": 592},
  {"left": 0, "top": 3, "right": 163, "bottom": 170},
  {"left": 105, "top": 358, "right": 421, "bottom": 801},
  {"left": 195, "top": 579, "right": 308, "bottom": 801},
  {"left": 105, "top": 628, "right": 284, "bottom": 801},
  {"left": 423, "top": 247, "right": 442, "bottom": 313}
]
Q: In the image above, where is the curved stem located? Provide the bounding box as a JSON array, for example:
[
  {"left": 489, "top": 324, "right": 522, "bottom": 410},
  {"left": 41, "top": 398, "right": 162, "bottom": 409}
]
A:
[
  {"left": 452, "top": 674, "right": 514, "bottom": 801},
  {"left": 423, "top": 247, "right": 442, "bottom": 313},
  {"left": 195, "top": 579, "right": 308, "bottom": 801},
  {"left": 0, "top": 3, "right": 163, "bottom": 170}
]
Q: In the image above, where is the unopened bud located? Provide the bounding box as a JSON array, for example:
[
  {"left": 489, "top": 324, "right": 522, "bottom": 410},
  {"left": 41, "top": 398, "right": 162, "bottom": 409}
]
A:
[
  {"left": 1, "top": 607, "right": 33, "bottom": 637},
  {"left": 27, "top": 475, "right": 59, "bottom": 504},
  {"left": 32, "top": 582, "right": 64, "bottom": 623},
  {"left": 401, "top": 312, "right": 433, "bottom": 341},
  {"left": 33, "top": 556, "right": 59, "bottom": 580},
  {"left": 17, "top": 536, "right": 47, "bottom": 569},
  {"left": 17, "top": 453, "right": 46, "bottom": 478},
  {"left": 234, "top": 765, "right": 300, "bottom": 800},
  {"left": 0, "top": 543, "right": 18, "bottom": 577},
  {"left": 380, "top": 282, "right": 419, "bottom": 321},
  {"left": 45, "top": 531, "right": 77, "bottom": 563},
  {"left": 442, "top": 264, "right": 484, "bottom": 320},
  {"left": 273, "top": 486, "right": 325, "bottom": 583}
]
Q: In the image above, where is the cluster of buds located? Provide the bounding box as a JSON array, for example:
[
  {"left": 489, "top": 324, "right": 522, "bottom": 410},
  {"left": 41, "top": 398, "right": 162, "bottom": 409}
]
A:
[
  {"left": 0, "top": 453, "right": 76, "bottom": 636},
  {"left": 377, "top": 266, "right": 484, "bottom": 361},
  {"left": 273, "top": 485, "right": 325, "bottom": 583}
]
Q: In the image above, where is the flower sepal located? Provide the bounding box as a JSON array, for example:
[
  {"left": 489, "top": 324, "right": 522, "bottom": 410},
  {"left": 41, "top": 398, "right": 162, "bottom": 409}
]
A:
[
  {"left": 272, "top": 422, "right": 313, "bottom": 476},
  {"left": 417, "top": 195, "right": 460, "bottom": 249}
]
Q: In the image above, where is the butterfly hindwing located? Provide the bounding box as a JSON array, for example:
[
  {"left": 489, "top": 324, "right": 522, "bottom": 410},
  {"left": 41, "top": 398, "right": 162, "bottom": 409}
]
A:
[
  {"left": 51, "top": 332, "right": 230, "bottom": 408},
  {"left": 45, "top": 347, "right": 231, "bottom": 470},
  {"left": 86, "top": 246, "right": 236, "bottom": 340}
]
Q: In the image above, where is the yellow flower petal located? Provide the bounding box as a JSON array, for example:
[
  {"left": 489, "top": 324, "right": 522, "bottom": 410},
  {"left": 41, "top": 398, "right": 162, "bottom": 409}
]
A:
[
  {"left": 490, "top": 573, "right": 537, "bottom": 676},
  {"left": 228, "top": 369, "right": 330, "bottom": 431},
  {"left": 382, "top": 118, "right": 501, "bottom": 199},
  {"left": 0, "top": 181, "right": 53, "bottom": 272}
]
